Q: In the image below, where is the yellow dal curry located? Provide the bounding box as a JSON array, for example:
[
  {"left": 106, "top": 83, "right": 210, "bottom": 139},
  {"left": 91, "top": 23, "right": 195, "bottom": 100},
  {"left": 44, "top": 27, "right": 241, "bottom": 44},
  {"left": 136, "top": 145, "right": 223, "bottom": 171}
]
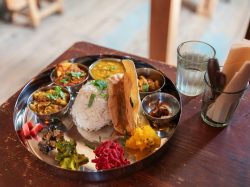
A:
[{"left": 90, "top": 60, "right": 125, "bottom": 80}]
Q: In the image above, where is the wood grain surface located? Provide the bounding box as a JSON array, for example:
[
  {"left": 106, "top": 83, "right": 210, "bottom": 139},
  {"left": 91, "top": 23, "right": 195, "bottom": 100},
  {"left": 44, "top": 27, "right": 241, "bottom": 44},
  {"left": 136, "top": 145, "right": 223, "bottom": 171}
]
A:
[{"left": 0, "top": 42, "right": 249, "bottom": 187}]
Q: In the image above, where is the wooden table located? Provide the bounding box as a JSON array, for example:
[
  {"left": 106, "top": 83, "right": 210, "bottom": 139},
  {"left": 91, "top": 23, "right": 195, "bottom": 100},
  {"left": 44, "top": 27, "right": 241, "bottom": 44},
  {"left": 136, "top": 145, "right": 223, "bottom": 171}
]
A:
[{"left": 0, "top": 42, "right": 249, "bottom": 187}]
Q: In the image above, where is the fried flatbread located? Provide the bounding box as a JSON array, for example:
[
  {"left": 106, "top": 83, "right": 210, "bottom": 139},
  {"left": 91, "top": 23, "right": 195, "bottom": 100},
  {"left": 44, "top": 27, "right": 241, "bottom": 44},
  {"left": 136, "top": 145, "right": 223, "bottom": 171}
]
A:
[
  {"left": 108, "top": 73, "right": 135, "bottom": 135},
  {"left": 108, "top": 60, "right": 150, "bottom": 135}
]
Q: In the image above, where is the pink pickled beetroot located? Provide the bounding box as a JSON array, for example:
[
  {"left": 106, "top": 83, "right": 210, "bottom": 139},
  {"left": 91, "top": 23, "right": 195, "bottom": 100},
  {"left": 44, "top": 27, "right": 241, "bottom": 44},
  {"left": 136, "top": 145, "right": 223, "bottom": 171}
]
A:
[{"left": 92, "top": 140, "right": 130, "bottom": 170}]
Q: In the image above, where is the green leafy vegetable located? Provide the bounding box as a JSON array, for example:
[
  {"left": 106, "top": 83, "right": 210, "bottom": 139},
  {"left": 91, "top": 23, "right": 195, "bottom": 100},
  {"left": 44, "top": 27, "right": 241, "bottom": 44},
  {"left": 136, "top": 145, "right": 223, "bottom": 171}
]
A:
[
  {"left": 60, "top": 77, "right": 70, "bottom": 84},
  {"left": 56, "top": 139, "right": 76, "bottom": 157},
  {"left": 59, "top": 91, "right": 65, "bottom": 99},
  {"left": 91, "top": 80, "right": 107, "bottom": 90},
  {"left": 90, "top": 80, "right": 108, "bottom": 102},
  {"left": 47, "top": 93, "right": 58, "bottom": 100},
  {"left": 100, "top": 93, "right": 108, "bottom": 100},
  {"left": 119, "top": 131, "right": 129, "bottom": 147},
  {"left": 142, "top": 83, "right": 149, "bottom": 92},
  {"left": 70, "top": 71, "right": 86, "bottom": 79},
  {"left": 46, "top": 86, "right": 65, "bottom": 100},
  {"left": 55, "top": 139, "right": 89, "bottom": 170},
  {"left": 88, "top": 93, "right": 96, "bottom": 107},
  {"left": 55, "top": 86, "right": 65, "bottom": 99},
  {"left": 109, "top": 66, "right": 116, "bottom": 71},
  {"left": 60, "top": 71, "right": 86, "bottom": 84},
  {"left": 85, "top": 142, "right": 96, "bottom": 150}
]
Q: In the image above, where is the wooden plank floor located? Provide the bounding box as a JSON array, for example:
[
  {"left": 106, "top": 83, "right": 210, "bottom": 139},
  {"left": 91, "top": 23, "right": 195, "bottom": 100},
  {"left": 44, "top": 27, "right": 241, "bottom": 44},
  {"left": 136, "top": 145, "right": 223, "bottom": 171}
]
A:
[{"left": 0, "top": 0, "right": 249, "bottom": 104}]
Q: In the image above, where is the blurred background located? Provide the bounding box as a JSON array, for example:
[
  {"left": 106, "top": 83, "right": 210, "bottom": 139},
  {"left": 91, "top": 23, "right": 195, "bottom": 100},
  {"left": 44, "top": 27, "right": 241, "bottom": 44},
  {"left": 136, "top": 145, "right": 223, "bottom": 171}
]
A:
[{"left": 0, "top": 0, "right": 249, "bottom": 104}]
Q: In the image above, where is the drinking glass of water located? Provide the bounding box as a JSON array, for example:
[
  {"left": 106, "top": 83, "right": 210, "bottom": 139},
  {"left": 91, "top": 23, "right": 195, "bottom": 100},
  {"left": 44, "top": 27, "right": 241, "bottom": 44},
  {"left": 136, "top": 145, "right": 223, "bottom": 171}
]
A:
[{"left": 176, "top": 41, "right": 216, "bottom": 96}]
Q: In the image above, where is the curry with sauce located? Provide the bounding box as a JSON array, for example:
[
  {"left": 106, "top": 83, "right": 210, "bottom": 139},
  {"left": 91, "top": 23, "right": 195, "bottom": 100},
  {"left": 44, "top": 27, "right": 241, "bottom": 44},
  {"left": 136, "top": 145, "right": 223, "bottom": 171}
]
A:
[
  {"left": 90, "top": 59, "right": 125, "bottom": 80},
  {"left": 54, "top": 61, "right": 87, "bottom": 86},
  {"left": 29, "top": 86, "right": 70, "bottom": 115}
]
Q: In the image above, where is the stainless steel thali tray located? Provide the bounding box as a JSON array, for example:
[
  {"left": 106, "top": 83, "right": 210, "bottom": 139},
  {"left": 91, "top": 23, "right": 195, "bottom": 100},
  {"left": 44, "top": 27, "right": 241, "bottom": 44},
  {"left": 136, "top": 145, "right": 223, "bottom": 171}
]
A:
[{"left": 13, "top": 55, "right": 181, "bottom": 181}]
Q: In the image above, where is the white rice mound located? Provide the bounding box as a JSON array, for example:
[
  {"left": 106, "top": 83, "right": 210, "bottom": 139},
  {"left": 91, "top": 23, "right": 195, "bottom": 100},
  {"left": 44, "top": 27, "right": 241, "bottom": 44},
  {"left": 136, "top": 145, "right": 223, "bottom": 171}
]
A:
[{"left": 71, "top": 82, "right": 111, "bottom": 131}]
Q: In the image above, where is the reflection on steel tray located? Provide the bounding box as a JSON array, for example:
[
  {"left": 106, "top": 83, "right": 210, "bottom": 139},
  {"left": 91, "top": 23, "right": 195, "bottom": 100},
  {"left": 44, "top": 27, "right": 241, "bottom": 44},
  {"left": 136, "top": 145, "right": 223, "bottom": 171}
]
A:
[{"left": 13, "top": 55, "right": 181, "bottom": 181}]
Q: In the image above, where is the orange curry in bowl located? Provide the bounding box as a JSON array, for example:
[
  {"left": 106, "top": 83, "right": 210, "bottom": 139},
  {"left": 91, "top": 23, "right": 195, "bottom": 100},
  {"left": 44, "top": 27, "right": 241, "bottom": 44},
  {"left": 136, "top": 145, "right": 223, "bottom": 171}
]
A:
[{"left": 54, "top": 61, "right": 88, "bottom": 86}]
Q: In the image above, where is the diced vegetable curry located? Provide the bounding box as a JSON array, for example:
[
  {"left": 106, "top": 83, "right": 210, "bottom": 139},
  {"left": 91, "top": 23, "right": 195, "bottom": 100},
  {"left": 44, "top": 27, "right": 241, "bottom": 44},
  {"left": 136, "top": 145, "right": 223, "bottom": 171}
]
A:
[
  {"left": 29, "top": 86, "right": 70, "bottom": 115},
  {"left": 54, "top": 61, "right": 87, "bottom": 86},
  {"left": 138, "top": 75, "right": 160, "bottom": 92}
]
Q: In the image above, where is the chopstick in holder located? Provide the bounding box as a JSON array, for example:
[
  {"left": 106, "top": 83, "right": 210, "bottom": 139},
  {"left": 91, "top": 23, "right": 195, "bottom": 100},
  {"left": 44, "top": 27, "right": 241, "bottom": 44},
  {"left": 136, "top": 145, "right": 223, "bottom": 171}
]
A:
[{"left": 206, "top": 61, "right": 250, "bottom": 123}]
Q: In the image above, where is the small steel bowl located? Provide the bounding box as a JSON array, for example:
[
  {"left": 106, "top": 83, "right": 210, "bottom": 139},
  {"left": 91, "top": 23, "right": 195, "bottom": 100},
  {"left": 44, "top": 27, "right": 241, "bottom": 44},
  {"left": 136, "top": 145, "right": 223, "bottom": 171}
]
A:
[
  {"left": 136, "top": 68, "right": 165, "bottom": 99},
  {"left": 28, "top": 85, "right": 71, "bottom": 121},
  {"left": 89, "top": 58, "right": 125, "bottom": 80},
  {"left": 50, "top": 63, "right": 89, "bottom": 94},
  {"left": 142, "top": 92, "right": 180, "bottom": 127}
]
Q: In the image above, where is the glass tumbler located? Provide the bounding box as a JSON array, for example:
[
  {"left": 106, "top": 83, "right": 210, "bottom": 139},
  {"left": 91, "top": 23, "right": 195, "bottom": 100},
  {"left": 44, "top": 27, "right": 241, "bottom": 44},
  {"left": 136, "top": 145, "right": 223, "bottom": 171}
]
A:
[
  {"left": 176, "top": 41, "right": 216, "bottom": 96},
  {"left": 201, "top": 73, "right": 248, "bottom": 127}
]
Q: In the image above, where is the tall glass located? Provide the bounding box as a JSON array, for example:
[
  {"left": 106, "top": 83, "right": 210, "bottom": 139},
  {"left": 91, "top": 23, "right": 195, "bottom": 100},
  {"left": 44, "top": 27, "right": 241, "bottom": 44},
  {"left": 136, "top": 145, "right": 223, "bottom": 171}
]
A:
[
  {"left": 201, "top": 72, "right": 248, "bottom": 127},
  {"left": 176, "top": 41, "right": 216, "bottom": 96}
]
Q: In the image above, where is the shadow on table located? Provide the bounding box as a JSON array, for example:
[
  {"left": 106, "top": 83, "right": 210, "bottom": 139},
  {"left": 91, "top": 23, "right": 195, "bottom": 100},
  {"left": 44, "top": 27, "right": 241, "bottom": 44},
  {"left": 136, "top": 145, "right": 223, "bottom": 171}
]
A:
[{"left": 140, "top": 109, "right": 225, "bottom": 185}]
